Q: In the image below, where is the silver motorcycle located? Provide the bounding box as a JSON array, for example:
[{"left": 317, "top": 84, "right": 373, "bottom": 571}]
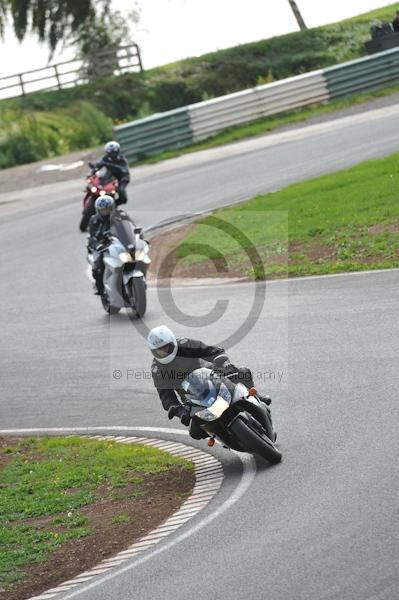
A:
[{"left": 87, "top": 214, "right": 151, "bottom": 317}]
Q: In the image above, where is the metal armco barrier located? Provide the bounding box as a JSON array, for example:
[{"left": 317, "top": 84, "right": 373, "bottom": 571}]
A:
[
  {"left": 189, "top": 70, "right": 329, "bottom": 141},
  {"left": 324, "top": 47, "right": 399, "bottom": 99},
  {"left": 114, "top": 47, "right": 399, "bottom": 161},
  {"left": 113, "top": 107, "right": 192, "bottom": 162}
]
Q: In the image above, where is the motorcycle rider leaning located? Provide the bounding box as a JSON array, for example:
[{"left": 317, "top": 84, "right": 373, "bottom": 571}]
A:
[
  {"left": 89, "top": 141, "right": 130, "bottom": 206},
  {"left": 88, "top": 195, "right": 115, "bottom": 295},
  {"left": 148, "top": 325, "right": 273, "bottom": 440}
]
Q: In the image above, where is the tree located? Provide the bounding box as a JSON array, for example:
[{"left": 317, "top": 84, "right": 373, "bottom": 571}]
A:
[
  {"left": 288, "top": 0, "right": 307, "bottom": 31},
  {"left": 0, "top": 0, "right": 110, "bottom": 54},
  {"left": 73, "top": 8, "right": 141, "bottom": 82}
]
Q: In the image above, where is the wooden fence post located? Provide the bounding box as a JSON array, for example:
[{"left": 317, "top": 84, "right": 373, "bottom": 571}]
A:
[{"left": 18, "top": 74, "right": 25, "bottom": 96}]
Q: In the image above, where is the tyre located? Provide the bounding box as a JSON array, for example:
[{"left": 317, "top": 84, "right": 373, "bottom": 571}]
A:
[
  {"left": 79, "top": 210, "right": 92, "bottom": 232},
  {"left": 101, "top": 294, "right": 120, "bottom": 315},
  {"left": 129, "top": 277, "right": 147, "bottom": 318},
  {"left": 79, "top": 198, "right": 95, "bottom": 232},
  {"left": 261, "top": 409, "right": 275, "bottom": 442},
  {"left": 230, "top": 416, "right": 282, "bottom": 464}
]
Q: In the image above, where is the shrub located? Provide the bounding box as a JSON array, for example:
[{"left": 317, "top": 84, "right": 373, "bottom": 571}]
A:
[{"left": 0, "top": 102, "right": 112, "bottom": 168}]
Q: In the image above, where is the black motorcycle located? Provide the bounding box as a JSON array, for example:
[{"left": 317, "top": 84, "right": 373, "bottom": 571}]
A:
[{"left": 181, "top": 362, "right": 282, "bottom": 464}]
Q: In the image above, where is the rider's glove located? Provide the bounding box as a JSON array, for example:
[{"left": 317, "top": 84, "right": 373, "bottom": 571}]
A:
[
  {"left": 168, "top": 405, "right": 191, "bottom": 426},
  {"left": 214, "top": 361, "right": 238, "bottom": 377},
  {"left": 180, "top": 408, "right": 191, "bottom": 426}
]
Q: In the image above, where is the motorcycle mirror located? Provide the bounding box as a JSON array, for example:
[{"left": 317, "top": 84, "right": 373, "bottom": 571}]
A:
[{"left": 134, "top": 227, "right": 142, "bottom": 234}]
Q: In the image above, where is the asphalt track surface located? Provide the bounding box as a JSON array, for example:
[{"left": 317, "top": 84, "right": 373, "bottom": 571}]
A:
[{"left": 1, "top": 103, "right": 399, "bottom": 600}]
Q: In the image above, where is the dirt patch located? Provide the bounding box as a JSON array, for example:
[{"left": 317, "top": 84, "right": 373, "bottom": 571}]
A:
[
  {"left": 368, "top": 221, "right": 399, "bottom": 235},
  {"left": 0, "top": 438, "right": 195, "bottom": 600},
  {"left": 148, "top": 222, "right": 250, "bottom": 282},
  {"left": 0, "top": 437, "right": 21, "bottom": 468},
  {"left": 289, "top": 240, "right": 336, "bottom": 263}
]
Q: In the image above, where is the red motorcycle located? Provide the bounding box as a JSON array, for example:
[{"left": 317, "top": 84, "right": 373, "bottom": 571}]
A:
[{"left": 79, "top": 166, "right": 119, "bottom": 232}]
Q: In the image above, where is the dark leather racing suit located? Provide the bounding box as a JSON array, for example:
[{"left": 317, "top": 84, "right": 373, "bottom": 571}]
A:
[
  {"left": 88, "top": 214, "right": 111, "bottom": 294},
  {"left": 92, "top": 154, "right": 130, "bottom": 205}
]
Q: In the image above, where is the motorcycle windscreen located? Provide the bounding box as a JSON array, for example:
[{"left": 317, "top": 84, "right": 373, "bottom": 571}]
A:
[
  {"left": 182, "top": 367, "right": 228, "bottom": 407},
  {"left": 98, "top": 166, "right": 113, "bottom": 185},
  {"left": 111, "top": 217, "right": 136, "bottom": 250}
]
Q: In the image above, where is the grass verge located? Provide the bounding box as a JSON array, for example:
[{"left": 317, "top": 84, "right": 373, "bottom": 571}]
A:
[
  {"left": 0, "top": 436, "right": 193, "bottom": 595},
  {"left": 166, "top": 152, "right": 399, "bottom": 279}
]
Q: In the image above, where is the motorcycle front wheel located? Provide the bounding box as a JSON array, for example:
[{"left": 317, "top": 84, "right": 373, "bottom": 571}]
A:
[
  {"left": 79, "top": 197, "right": 95, "bottom": 232},
  {"left": 129, "top": 277, "right": 147, "bottom": 318},
  {"left": 80, "top": 210, "right": 93, "bottom": 232},
  {"left": 230, "top": 416, "right": 282, "bottom": 464}
]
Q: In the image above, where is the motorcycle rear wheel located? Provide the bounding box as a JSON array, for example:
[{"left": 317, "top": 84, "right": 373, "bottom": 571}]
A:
[{"left": 230, "top": 416, "right": 282, "bottom": 464}]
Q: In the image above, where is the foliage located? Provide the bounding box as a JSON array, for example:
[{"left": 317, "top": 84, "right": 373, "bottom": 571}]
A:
[
  {"left": 72, "top": 7, "right": 140, "bottom": 82},
  {"left": 0, "top": 101, "right": 112, "bottom": 167},
  {"left": 0, "top": 0, "right": 108, "bottom": 54}
]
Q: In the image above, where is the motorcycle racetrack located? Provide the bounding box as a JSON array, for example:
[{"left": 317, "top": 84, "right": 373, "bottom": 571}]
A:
[{"left": 1, "top": 103, "right": 399, "bottom": 600}]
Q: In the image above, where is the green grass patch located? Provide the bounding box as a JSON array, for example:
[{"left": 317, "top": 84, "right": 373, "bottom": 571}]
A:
[
  {"left": 174, "top": 152, "right": 399, "bottom": 278},
  {"left": 111, "top": 513, "right": 132, "bottom": 525},
  {"left": 0, "top": 436, "right": 192, "bottom": 588}
]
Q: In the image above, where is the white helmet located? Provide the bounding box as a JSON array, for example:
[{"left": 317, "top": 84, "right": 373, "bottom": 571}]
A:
[{"left": 148, "top": 325, "right": 177, "bottom": 364}]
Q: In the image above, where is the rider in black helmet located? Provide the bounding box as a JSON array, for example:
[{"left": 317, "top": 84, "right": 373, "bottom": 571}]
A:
[
  {"left": 89, "top": 141, "right": 130, "bottom": 206},
  {"left": 148, "top": 325, "right": 273, "bottom": 440}
]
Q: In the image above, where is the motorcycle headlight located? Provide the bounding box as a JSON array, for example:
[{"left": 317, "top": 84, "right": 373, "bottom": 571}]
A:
[
  {"left": 119, "top": 252, "right": 133, "bottom": 263},
  {"left": 91, "top": 186, "right": 97, "bottom": 193},
  {"left": 99, "top": 190, "right": 106, "bottom": 196},
  {"left": 197, "top": 396, "right": 229, "bottom": 421},
  {"left": 135, "top": 250, "right": 151, "bottom": 264}
]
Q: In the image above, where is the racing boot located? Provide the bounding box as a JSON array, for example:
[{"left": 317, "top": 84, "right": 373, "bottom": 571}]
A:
[{"left": 92, "top": 269, "right": 104, "bottom": 295}]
